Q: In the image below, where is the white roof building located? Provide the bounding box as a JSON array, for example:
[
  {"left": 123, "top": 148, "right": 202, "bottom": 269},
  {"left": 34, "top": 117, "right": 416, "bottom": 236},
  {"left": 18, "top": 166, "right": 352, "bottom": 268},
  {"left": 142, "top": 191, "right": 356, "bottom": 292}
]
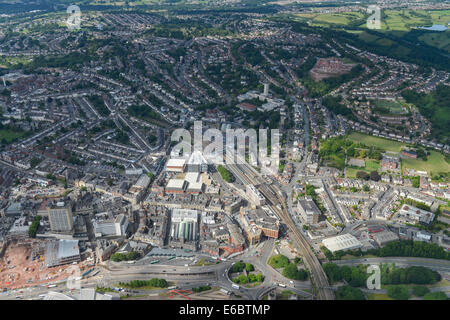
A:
[
  {"left": 322, "top": 233, "right": 362, "bottom": 253},
  {"left": 166, "top": 179, "right": 187, "bottom": 190},
  {"left": 166, "top": 158, "right": 186, "bottom": 172}
]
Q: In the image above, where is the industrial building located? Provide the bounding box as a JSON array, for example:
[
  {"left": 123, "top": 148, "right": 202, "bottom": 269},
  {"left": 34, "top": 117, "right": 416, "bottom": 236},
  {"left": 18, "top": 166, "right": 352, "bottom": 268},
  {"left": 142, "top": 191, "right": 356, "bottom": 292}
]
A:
[
  {"left": 322, "top": 233, "right": 362, "bottom": 253},
  {"left": 399, "top": 204, "right": 435, "bottom": 225},
  {"left": 45, "top": 239, "right": 80, "bottom": 267},
  {"left": 371, "top": 230, "right": 399, "bottom": 246},
  {"left": 165, "top": 158, "right": 186, "bottom": 173},
  {"left": 165, "top": 179, "right": 188, "bottom": 194}
]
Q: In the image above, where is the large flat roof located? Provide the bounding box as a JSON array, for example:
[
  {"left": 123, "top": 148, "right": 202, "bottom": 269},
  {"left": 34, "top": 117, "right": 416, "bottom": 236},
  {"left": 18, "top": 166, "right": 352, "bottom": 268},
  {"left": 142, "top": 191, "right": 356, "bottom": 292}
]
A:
[
  {"left": 166, "top": 179, "right": 186, "bottom": 190},
  {"left": 187, "top": 182, "right": 203, "bottom": 191},
  {"left": 322, "top": 234, "right": 362, "bottom": 253},
  {"left": 58, "top": 239, "right": 80, "bottom": 259},
  {"left": 185, "top": 172, "right": 200, "bottom": 184},
  {"left": 166, "top": 158, "right": 186, "bottom": 168}
]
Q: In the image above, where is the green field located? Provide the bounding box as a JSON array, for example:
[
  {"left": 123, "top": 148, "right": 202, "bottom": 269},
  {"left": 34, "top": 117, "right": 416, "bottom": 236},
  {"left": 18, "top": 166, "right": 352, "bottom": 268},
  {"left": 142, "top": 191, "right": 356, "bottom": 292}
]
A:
[
  {"left": 295, "top": 9, "right": 450, "bottom": 31},
  {"left": 295, "top": 12, "right": 364, "bottom": 27},
  {"left": 346, "top": 160, "right": 380, "bottom": 178},
  {"left": 381, "top": 10, "right": 432, "bottom": 31},
  {"left": 348, "top": 132, "right": 450, "bottom": 175},
  {"left": 419, "top": 32, "right": 450, "bottom": 53},
  {"left": 402, "top": 151, "right": 450, "bottom": 175},
  {"left": 0, "top": 129, "right": 28, "bottom": 143},
  {"left": 348, "top": 132, "right": 404, "bottom": 152},
  {"left": 367, "top": 293, "right": 394, "bottom": 300},
  {"left": 373, "top": 99, "right": 406, "bottom": 114}
]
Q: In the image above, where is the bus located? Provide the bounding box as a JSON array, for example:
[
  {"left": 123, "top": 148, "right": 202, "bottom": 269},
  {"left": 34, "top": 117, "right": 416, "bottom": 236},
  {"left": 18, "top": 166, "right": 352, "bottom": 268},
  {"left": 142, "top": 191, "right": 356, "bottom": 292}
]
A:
[
  {"left": 167, "top": 286, "right": 178, "bottom": 290},
  {"left": 47, "top": 284, "right": 57, "bottom": 288},
  {"left": 167, "top": 256, "right": 176, "bottom": 261},
  {"left": 150, "top": 260, "right": 160, "bottom": 264},
  {"left": 231, "top": 284, "right": 240, "bottom": 290},
  {"left": 82, "top": 269, "right": 93, "bottom": 277},
  {"left": 277, "top": 283, "right": 286, "bottom": 288},
  {"left": 91, "top": 270, "right": 100, "bottom": 277},
  {"left": 220, "top": 288, "right": 231, "bottom": 295}
]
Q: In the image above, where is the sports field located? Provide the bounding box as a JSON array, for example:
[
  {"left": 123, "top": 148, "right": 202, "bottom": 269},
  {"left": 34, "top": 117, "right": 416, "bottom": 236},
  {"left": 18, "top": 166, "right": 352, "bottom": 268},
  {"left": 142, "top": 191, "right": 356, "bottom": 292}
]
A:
[
  {"left": 347, "top": 132, "right": 404, "bottom": 152},
  {"left": 295, "top": 9, "right": 450, "bottom": 32},
  {"left": 402, "top": 151, "right": 450, "bottom": 175},
  {"left": 348, "top": 132, "right": 450, "bottom": 175},
  {"left": 295, "top": 12, "right": 364, "bottom": 27}
]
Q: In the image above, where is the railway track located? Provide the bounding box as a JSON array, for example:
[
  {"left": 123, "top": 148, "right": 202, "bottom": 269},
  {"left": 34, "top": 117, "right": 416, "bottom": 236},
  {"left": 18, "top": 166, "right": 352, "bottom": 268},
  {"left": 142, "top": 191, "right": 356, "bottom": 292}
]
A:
[{"left": 226, "top": 160, "right": 334, "bottom": 300}]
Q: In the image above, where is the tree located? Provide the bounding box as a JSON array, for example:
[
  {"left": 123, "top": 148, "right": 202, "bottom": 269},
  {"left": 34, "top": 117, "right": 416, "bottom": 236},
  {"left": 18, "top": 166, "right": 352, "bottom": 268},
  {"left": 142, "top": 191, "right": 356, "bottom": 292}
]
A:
[
  {"left": 245, "top": 263, "right": 254, "bottom": 273},
  {"left": 231, "top": 261, "right": 245, "bottom": 273},
  {"left": 340, "top": 266, "right": 352, "bottom": 283},
  {"left": 217, "top": 165, "right": 233, "bottom": 182},
  {"left": 256, "top": 273, "right": 264, "bottom": 282},
  {"left": 335, "top": 285, "right": 365, "bottom": 300},
  {"left": 157, "top": 279, "right": 167, "bottom": 288},
  {"left": 282, "top": 263, "right": 308, "bottom": 280},
  {"left": 412, "top": 286, "right": 429, "bottom": 297},
  {"left": 423, "top": 291, "right": 448, "bottom": 300},
  {"left": 238, "top": 274, "right": 248, "bottom": 284},
  {"left": 370, "top": 170, "right": 380, "bottom": 181},
  {"left": 356, "top": 171, "right": 369, "bottom": 180},
  {"left": 28, "top": 215, "right": 42, "bottom": 237},
  {"left": 386, "top": 285, "right": 410, "bottom": 300},
  {"left": 323, "top": 263, "right": 342, "bottom": 283}
]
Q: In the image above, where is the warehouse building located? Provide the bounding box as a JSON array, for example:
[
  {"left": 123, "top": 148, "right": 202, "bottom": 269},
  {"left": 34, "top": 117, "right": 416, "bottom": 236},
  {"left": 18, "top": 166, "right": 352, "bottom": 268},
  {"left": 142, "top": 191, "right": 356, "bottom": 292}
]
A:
[
  {"left": 371, "top": 230, "right": 399, "bottom": 246},
  {"left": 322, "top": 234, "right": 362, "bottom": 253},
  {"left": 166, "top": 158, "right": 186, "bottom": 173},
  {"left": 399, "top": 204, "right": 435, "bottom": 226},
  {"left": 165, "top": 179, "right": 187, "bottom": 194}
]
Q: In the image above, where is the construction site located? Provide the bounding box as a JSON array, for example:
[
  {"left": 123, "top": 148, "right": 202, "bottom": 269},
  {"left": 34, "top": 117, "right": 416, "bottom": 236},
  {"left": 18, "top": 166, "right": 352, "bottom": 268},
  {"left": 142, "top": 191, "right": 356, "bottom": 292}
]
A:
[{"left": 0, "top": 238, "right": 84, "bottom": 290}]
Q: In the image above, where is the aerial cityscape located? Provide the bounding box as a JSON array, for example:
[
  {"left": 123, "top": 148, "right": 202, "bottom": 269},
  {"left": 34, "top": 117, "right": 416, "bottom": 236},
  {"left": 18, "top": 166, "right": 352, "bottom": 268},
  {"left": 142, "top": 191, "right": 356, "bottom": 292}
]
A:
[{"left": 0, "top": 0, "right": 449, "bottom": 305}]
